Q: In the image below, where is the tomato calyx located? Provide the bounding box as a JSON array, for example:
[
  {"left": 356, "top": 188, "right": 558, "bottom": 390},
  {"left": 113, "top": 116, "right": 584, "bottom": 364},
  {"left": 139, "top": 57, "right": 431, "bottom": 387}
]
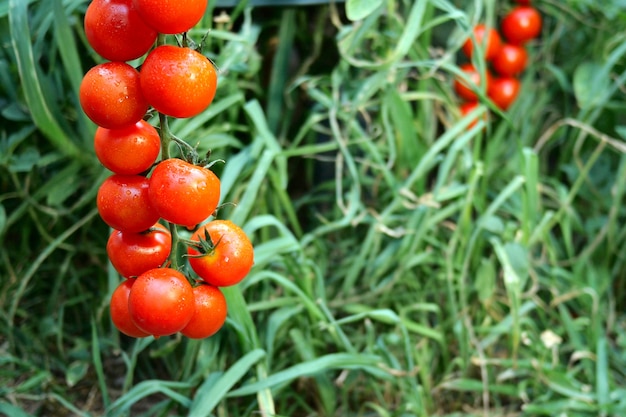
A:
[{"left": 183, "top": 228, "right": 222, "bottom": 258}]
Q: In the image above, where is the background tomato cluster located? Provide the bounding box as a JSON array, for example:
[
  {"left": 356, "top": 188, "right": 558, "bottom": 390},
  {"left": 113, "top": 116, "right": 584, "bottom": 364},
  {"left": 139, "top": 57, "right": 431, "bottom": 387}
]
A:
[
  {"left": 80, "top": 0, "right": 253, "bottom": 340},
  {"left": 456, "top": 0, "right": 542, "bottom": 120}
]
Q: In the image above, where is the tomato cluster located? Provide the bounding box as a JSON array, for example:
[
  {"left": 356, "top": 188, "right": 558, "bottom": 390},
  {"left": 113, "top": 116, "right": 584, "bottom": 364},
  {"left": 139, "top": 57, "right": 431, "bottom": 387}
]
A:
[
  {"left": 455, "top": 1, "right": 542, "bottom": 120},
  {"left": 81, "top": 0, "right": 254, "bottom": 339}
]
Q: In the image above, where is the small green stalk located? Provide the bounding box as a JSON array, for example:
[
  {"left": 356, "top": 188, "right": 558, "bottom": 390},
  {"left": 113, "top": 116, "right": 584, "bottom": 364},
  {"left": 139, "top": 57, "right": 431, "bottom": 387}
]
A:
[{"left": 156, "top": 98, "right": 181, "bottom": 269}]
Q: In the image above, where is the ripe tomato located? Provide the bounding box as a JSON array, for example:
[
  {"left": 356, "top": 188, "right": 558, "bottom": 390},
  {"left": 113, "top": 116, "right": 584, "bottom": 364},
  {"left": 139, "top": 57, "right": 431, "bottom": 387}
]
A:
[
  {"left": 110, "top": 279, "right": 150, "bottom": 338},
  {"left": 181, "top": 284, "right": 227, "bottom": 339},
  {"left": 128, "top": 268, "right": 195, "bottom": 336},
  {"left": 140, "top": 45, "right": 217, "bottom": 118},
  {"left": 84, "top": 0, "right": 157, "bottom": 62},
  {"left": 133, "top": 0, "right": 207, "bottom": 34},
  {"left": 148, "top": 158, "right": 220, "bottom": 228},
  {"left": 94, "top": 120, "right": 161, "bottom": 175},
  {"left": 107, "top": 223, "right": 171, "bottom": 278},
  {"left": 488, "top": 77, "right": 520, "bottom": 110},
  {"left": 80, "top": 62, "right": 148, "bottom": 129},
  {"left": 97, "top": 174, "right": 160, "bottom": 233},
  {"left": 462, "top": 24, "right": 502, "bottom": 61},
  {"left": 491, "top": 43, "right": 528, "bottom": 76},
  {"left": 187, "top": 220, "right": 254, "bottom": 287},
  {"left": 454, "top": 64, "right": 492, "bottom": 102},
  {"left": 501, "top": 6, "right": 542, "bottom": 45}
]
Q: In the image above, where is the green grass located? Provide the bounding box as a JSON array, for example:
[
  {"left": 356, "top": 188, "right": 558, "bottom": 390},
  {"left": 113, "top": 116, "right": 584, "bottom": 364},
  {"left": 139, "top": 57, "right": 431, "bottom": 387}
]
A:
[{"left": 2, "top": 0, "right": 626, "bottom": 416}]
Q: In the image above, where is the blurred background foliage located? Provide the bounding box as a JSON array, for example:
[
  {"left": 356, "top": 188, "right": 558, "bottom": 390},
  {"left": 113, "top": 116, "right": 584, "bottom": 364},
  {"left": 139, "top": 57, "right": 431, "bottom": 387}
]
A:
[{"left": 1, "top": 0, "right": 626, "bottom": 416}]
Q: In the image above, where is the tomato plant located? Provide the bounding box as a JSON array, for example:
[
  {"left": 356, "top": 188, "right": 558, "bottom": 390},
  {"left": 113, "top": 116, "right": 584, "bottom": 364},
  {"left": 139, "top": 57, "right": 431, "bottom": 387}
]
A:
[
  {"left": 462, "top": 24, "right": 502, "bottom": 61},
  {"left": 140, "top": 45, "right": 218, "bottom": 118},
  {"left": 97, "top": 174, "right": 160, "bottom": 233},
  {"left": 79, "top": 62, "right": 148, "bottom": 129},
  {"left": 187, "top": 220, "right": 254, "bottom": 287},
  {"left": 110, "top": 279, "right": 150, "bottom": 338},
  {"left": 181, "top": 284, "right": 227, "bottom": 339},
  {"left": 107, "top": 223, "right": 171, "bottom": 278},
  {"left": 132, "top": 0, "right": 207, "bottom": 34},
  {"left": 128, "top": 268, "right": 195, "bottom": 336},
  {"left": 488, "top": 77, "right": 521, "bottom": 110},
  {"left": 84, "top": 0, "right": 157, "bottom": 62},
  {"left": 501, "top": 6, "right": 542, "bottom": 45},
  {"left": 454, "top": 64, "right": 492, "bottom": 102},
  {"left": 148, "top": 158, "right": 221, "bottom": 228},
  {"left": 80, "top": 0, "right": 247, "bottom": 341},
  {"left": 94, "top": 120, "right": 161, "bottom": 175},
  {"left": 491, "top": 43, "right": 528, "bottom": 76}
]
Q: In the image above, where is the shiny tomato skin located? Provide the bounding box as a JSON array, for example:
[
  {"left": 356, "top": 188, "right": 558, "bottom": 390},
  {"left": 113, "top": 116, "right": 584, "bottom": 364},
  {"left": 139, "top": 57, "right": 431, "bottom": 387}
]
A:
[
  {"left": 80, "top": 62, "right": 148, "bottom": 129},
  {"left": 491, "top": 43, "right": 528, "bottom": 76},
  {"left": 462, "top": 24, "right": 502, "bottom": 61},
  {"left": 181, "top": 284, "right": 227, "bottom": 339},
  {"left": 132, "top": 0, "right": 207, "bottom": 34},
  {"left": 84, "top": 0, "right": 157, "bottom": 61},
  {"left": 454, "top": 64, "right": 492, "bottom": 102},
  {"left": 94, "top": 120, "right": 161, "bottom": 175},
  {"left": 97, "top": 174, "right": 160, "bottom": 233},
  {"left": 148, "top": 159, "right": 220, "bottom": 228},
  {"left": 110, "top": 279, "right": 150, "bottom": 338},
  {"left": 488, "top": 77, "right": 521, "bottom": 110},
  {"left": 187, "top": 220, "right": 254, "bottom": 287},
  {"left": 107, "top": 223, "right": 171, "bottom": 278},
  {"left": 140, "top": 45, "right": 217, "bottom": 118},
  {"left": 128, "top": 268, "right": 195, "bottom": 336},
  {"left": 501, "top": 6, "right": 542, "bottom": 45}
]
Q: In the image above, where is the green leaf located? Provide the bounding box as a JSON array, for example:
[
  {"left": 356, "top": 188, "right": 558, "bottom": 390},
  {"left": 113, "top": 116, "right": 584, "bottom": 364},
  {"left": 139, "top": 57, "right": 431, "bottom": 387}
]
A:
[
  {"left": 227, "top": 353, "right": 387, "bottom": 397},
  {"left": 476, "top": 257, "right": 496, "bottom": 303},
  {"left": 65, "top": 361, "right": 89, "bottom": 388},
  {"left": 0, "top": 204, "right": 6, "bottom": 239},
  {"left": 573, "top": 62, "right": 610, "bottom": 110},
  {"left": 346, "top": 0, "right": 383, "bottom": 21},
  {"left": 188, "top": 349, "right": 266, "bottom": 417},
  {"left": 0, "top": 402, "right": 36, "bottom": 417},
  {"left": 8, "top": 0, "right": 82, "bottom": 159}
]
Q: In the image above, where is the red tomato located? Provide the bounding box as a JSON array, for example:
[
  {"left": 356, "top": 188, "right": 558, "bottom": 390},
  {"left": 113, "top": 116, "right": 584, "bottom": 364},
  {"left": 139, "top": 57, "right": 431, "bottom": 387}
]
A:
[
  {"left": 84, "top": 0, "right": 157, "bottom": 61},
  {"left": 97, "top": 174, "right": 160, "bottom": 233},
  {"left": 140, "top": 45, "right": 217, "bottom": 118},
  {"left": 187, "top": 220, "right": 254, "bottom": 287},
  {"left": 462, "top": 24, "right": 502, "bottom": 61},
  {"left": 80, "top": 62, "right": 148, "bottom": 129},
  {"left": 148, "top": 158, "right": 220, "bottom": 228},
  {"left": 107, "top": 223, "right": 172, "bottom": 278},
  {"left": 454, "top": 64, "right": 492, "bottom": 102},
  {"left": 501, "top": 6, "right": 542, "bottom": 45},
  {"left": 181, "top": 284, "right": 227, "bottom": 339},
  {"left": 94, "top": 120, "right": 161, "bottom": 175},
  {"left": 128, "top": 268, "right": 195, "bottom": 336},
  {"left": 491, "top": 43, "right": 528, "bottom": 76},
  {"left": 488, "top": 77, "right": 521, "bottom": 110},
  {"left": 132, "top": 0, "right": 207, "bottom": 34},
  {"left": 110, "top": 279, "right": 150, "bottom": 338}
]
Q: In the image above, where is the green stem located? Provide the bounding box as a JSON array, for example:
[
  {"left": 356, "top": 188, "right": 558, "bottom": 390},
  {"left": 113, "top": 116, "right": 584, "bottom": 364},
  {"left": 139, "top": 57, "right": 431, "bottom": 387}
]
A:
[
  {"left": 159, "top": 112, "right": 172, "bottom": 160},
  {"left": 156, "top": 94, "right": 181, "bottom": 268},
  {"left": 157, "top": 33, "right": 167, "bottom": 47},
  {"left": 168, "top": 221, "right": 181, "bottom": 270}
]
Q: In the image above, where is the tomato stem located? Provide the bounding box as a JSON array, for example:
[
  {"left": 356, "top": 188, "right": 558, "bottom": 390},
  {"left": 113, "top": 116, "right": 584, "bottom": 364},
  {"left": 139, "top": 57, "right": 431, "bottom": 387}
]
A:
[{"left": 159, "top": 112, "right": 172, "bottom": 159}]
